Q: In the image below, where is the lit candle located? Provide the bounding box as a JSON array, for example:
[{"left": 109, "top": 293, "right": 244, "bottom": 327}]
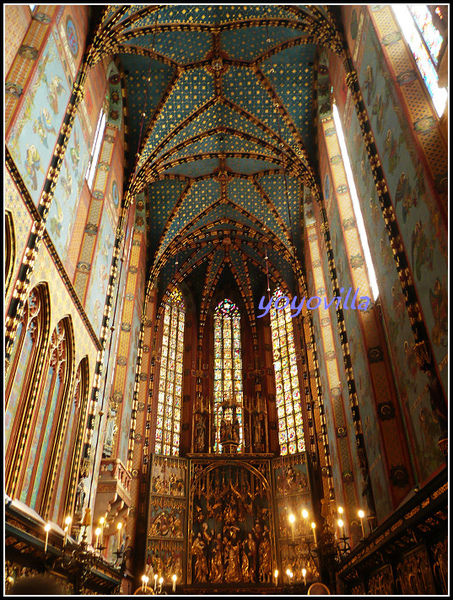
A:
[
  {"left": 289, "top": 513, "right": 295, "bottom": 541},
  {"left": 154, "top": 574, "right": 158, "bottom": 591},
  {"left": 172, "top": 574, "right": 177, "bottom": 592},
  {"left": 302, "top": 508, "right": 309, "bottom": 520},
  {"left": 141, "top": 575, "right": 147, "bottom": 592},
  {"left": 95, "top": 527, "right": 101, "bottom": 550},
  {"left": 159, "top": 576, "right": 163, "bottom": 592},
  {"left": 338, "top": 519, "right": 345, "bottom": 539},
  {"left": 358, "top": 510, "right": 365, "bottom": 538},
  {"left": 274, "top": 569, "right": 278, "bottom": 587},
  {"left": 64, "top": 516, "right": 72, "bottom": 546},
  {"left": 44, "top": 523, "right": 51, "bottom": 553},
  {"left": 311, "top": 522, "right": 317, "bottom": 544},
  {"left": 99, "top": 516, "right": 105, "bottom": 546},
  {"left": 302, "top": 568, "right": 307, "bottom": 586},
  {"left": 338, "top": 506, "right": 344, "bottom": 515},
  {"left": 117, "top": 522, "right": 122, "bottom": 550}
]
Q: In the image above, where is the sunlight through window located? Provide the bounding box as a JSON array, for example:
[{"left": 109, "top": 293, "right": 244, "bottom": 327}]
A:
[
  {"left": 332, "top": 104, "right": 379, "bottom": 301},
  {"left": 392, "top": 5, "right": 447, "bottom": 117}
]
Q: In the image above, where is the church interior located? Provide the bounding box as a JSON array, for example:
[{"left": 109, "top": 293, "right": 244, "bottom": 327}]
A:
[{"left": 4, "top": 5, "right": 449, "bottom": 596}]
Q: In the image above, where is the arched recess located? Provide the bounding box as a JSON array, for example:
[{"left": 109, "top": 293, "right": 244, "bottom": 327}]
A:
[
  {"left": 51, "top": 356, "right": 90, "bottom": 523},
  {"left": 5, "top": 283, "right": 51, "bottom": 497},
  {"left": 17, "top": 316, "right": 75, "bottom": 518},
  {"left": 5, "top": 210, "right": 15, "bottom": 295}
]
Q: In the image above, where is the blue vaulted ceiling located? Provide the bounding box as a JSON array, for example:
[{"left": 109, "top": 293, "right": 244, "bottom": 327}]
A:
[{"left": 92, "top": 5, "right": 344, "bottom": 312}]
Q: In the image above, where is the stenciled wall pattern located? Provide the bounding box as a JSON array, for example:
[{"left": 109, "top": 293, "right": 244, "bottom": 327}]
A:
[{"left": 5, "top": 169, "right": 34, "bottom": 310}]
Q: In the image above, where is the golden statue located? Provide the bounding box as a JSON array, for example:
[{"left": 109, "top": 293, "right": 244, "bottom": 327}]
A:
[
  {"left": 210, "top": 534, "right": 224, "bottom": 583},
  {"left": 191, "top": 534, "right": 208, "bottom": 583}
]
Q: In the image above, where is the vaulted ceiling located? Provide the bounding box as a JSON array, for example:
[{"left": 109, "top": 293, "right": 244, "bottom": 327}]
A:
[{"left": 89, "top": 5, "right": 345, "bottom": 312}]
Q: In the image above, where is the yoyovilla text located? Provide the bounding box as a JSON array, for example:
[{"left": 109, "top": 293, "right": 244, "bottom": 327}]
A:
[{"left": 257, "top": 288, "right": 371, "bottom": 318}]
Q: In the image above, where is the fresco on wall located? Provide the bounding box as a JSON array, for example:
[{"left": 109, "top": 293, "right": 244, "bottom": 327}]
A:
[
  {"left": 84, "top": 185, "right": 117, "bottom": 335},
  {"left": 323, "top": 204, "right": 392, "bottom": 521},
  {"left": 357, "top": 15, "right": 447, "bottom": 381},
  {"left": 342, "top": 18, "right": 446, "bottom": 483},
  {"left": 7, "top": 35, "right": 70, "bottom": 204},
  {"left": 47, "top": 114, "right": 89, "bottom": 260}
]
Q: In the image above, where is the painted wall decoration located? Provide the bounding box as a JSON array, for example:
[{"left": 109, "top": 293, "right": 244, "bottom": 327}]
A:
[
  {"left": 5, "top": 170, "right": 33, "bottom": 307},
  {"left": 65, "top": 17, "right": 78, "bottom": 58},
  {"left": 47, "top": 114, "right": 89, "bottom": 261},
  {"left": 7, "top": 34, "right": 70, "bottom": 204},
  {"left": 341, "top": 12, "right": 445, "bottom": 484},
  {"left": 117, "top": 305, "right": 142, "bottom": 467},
  {"left": 84, "top": 187, "right": 117, "bottom": 336},
  {"left": 357, "top": 12, "right": 447, "bottom": 385}
]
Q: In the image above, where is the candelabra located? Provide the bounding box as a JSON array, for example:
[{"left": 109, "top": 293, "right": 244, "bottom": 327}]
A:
[{"left": 50, "top": 529, "right": 96, "bottom": 594}]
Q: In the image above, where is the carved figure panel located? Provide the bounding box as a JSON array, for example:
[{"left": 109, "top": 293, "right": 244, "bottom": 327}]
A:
[
  {"left": 397, "top": 545, "right": 436, "bottom": 595},
  {"left": 188, "top": 460, "right": 274, "bottom": 585}
]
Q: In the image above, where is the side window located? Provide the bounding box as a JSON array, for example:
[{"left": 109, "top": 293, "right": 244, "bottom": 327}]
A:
[{"left": 85, "top": 110, "right": 107, "bottom": 189}]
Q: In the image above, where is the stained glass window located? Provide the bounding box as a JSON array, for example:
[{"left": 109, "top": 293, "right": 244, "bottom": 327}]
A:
[
  {"left": 214, "top": 299, "right": 243, "bottom": 452},
  {"left": 408, "top": 5, "right": 444, "bottom": 66},
  {"left": 270, "top": 289, "right": 305, "bottom": 455},
  {"left": 155, "top": 288, "right": 185, "bottom": 457},
  {"left": 392, "top": 5, "right": 447, "bottom": 117}
]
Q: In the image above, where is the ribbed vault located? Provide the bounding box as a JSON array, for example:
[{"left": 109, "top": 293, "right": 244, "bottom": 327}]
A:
[{"left": 86, "top": 5, "right": 346, "bottom": 312}]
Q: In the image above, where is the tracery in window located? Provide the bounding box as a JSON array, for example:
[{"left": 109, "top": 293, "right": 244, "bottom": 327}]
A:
[
  {"left": 392, "top": 5, "right": 447, "bottom": 116},
  {"left": 51, "top": 358, "right": 88, "bottom": 523},
  {"left": 6, "top": 286, "right": 45, "bottom": 452},
  {"left": 20, "top": 318, "right": 73, "bottom": 514},
  {"left": 213, "top": 299, "right": 243, "bottom": 453},
  {"left": 155, "top": 288, "right": 185, "bottom": 456},
  {"left": 270, "top": 288, "right": 305, "bottom": 456}
]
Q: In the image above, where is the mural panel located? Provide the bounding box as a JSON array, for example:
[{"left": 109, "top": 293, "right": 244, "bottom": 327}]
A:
[
  {"left": 357, "top": 13, "right": 447, "bottom": 386},
  {"left": 7, "top": 33, "right": 70, "bottom": 204},
  {"left": 84, "top": 185, "right": 117, "bottom": 335},
  {"left": 47, "top": 113, "right": 90, "bottom": 261},
  {"left": 345, "top": 69, "right": 445, "bottom": 485}
]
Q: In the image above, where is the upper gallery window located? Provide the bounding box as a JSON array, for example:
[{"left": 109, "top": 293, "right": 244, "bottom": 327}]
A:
[
  {"left": 85, "top": 110, "right": 107, "bottom": 189},
  {"left": 155, "top": 288, "right": 185, "bottom": 457},
  {"left": 213, "top": 299, "right": 243, "bottom": 453},
  {"left": 270, "top": 288, "right": 305, "bottom": 456},
  {"left": 392, "top": 5, "right": 447, "bottom": 116},
  {"left": 332, "top": 103, "right": 379, "bottom": 301}
]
